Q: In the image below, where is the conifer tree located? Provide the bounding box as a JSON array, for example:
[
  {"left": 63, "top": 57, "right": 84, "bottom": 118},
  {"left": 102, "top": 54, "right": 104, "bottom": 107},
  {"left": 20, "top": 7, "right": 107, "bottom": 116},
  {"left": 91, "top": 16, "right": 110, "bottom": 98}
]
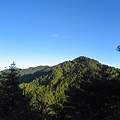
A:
[{"left": 0, "top": 62, "right": 30, "bottom": 120}]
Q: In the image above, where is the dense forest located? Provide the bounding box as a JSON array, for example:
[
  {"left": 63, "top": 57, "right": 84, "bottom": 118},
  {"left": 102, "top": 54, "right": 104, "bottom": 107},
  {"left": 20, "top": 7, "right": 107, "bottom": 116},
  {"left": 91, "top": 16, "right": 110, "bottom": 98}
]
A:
[{"left": 0, "top": 56, "right": 120, "bottom": 120}]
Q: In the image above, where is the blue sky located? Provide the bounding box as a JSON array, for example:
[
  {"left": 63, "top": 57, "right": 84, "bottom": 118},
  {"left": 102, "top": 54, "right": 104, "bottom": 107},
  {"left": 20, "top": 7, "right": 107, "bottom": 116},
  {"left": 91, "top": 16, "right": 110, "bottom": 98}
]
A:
[{"left": 0, "top": 0, "right": 120, "bottom": 70}]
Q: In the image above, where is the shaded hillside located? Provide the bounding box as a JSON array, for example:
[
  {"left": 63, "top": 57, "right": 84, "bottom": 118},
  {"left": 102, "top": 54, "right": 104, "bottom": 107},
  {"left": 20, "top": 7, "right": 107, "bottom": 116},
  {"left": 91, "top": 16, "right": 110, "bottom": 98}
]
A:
[
  {"left": 19, "top": 66, "right": 52, "bottom": 83},
  {"left": 19, "top": 56, "right": 120, "bottom": 119}
]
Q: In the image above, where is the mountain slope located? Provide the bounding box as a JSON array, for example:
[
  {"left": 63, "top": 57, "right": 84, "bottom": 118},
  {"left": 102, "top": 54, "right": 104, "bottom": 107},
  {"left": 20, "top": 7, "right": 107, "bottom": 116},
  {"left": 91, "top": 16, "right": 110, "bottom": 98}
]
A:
[
  {"left": 19, "top": 65, "right": 52, "bottom": 83},
  {"left": 19, "top": 56, "right": 120, "bottom": 119}
]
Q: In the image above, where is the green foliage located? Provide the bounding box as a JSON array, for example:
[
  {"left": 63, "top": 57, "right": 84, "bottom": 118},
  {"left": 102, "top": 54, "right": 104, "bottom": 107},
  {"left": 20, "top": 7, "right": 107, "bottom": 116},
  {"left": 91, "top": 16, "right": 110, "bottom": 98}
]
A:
[
  {"left": 18, "top": 56, "right": 120, "bottom": 119},
  {"left": 0, "top": 62, "right": 31, "bottom": 120},
  {"left": 1, "top": 56, "right": 120, "bottom": 119},
  {"left": 19, "top": 65, "right": 51, "bottom": 83}
]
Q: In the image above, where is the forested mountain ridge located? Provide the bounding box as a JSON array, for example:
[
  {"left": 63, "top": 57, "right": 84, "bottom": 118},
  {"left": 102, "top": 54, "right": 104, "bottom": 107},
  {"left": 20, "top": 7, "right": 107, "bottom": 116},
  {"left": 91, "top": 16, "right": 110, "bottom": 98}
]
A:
[
  {"left": 19, "top": 65, "right": 52, "bottom": 83},
  {"left": 19, "top": 56, "right": 120, "bottom": 119},
  {"left": 1, "top": 56, "right": 120, "bottom": 119},
  {"left": 19, "top": 56, "right": 120, "bottom": 83},
  {"left": 0, "top": 66, "right": 52, "bottom": 83}
]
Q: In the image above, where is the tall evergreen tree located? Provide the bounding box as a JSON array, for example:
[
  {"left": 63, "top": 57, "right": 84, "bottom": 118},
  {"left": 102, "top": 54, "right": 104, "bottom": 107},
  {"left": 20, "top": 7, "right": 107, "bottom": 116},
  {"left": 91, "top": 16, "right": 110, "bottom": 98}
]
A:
[{"left": 0, "top": 62, "right": 30, "bottom": 120}]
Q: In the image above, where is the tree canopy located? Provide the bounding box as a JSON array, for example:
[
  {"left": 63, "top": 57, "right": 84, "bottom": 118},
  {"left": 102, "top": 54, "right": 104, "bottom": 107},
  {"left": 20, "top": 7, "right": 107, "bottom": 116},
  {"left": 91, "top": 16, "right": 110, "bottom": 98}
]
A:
[{"left": 1, "top": 57, "right": 120, "bottom": 119}]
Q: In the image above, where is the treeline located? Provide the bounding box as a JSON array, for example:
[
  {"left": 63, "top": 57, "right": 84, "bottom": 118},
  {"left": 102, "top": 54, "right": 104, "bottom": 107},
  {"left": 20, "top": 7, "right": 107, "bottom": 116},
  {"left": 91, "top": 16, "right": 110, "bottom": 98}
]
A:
[{"left": 0, "top": 56, "right": 120, "bottom": 119}]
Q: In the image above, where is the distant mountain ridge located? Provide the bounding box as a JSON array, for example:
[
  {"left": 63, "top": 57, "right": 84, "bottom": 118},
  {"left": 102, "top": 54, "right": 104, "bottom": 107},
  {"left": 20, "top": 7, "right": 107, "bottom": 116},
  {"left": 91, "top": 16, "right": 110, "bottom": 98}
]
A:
[
  {"left": 19, "top": 56, "right": 118, "bottom": 83},
  {"left": 19, "top": 65, "right": 52, "bottom": 83}
]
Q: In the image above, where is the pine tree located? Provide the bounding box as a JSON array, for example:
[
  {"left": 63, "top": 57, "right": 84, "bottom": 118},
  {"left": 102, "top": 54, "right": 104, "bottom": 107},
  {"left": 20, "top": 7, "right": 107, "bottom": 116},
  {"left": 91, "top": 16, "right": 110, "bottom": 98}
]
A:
[{"left": 0, "top": 62, "right": 30, "bottom": 120}]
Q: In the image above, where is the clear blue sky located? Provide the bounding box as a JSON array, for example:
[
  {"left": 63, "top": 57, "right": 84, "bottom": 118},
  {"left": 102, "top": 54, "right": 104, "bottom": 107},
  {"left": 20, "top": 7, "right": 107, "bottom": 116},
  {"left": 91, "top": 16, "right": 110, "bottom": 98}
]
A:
[{"left": 0, "top": 0, "right": 120, "bottom": 70}]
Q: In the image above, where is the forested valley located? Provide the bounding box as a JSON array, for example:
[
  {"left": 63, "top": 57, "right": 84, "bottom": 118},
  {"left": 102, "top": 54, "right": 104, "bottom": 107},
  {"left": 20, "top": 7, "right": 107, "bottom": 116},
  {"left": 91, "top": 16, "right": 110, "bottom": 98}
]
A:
[{"left": 0, "top": 56, "right": 120, "bottom": 120}]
